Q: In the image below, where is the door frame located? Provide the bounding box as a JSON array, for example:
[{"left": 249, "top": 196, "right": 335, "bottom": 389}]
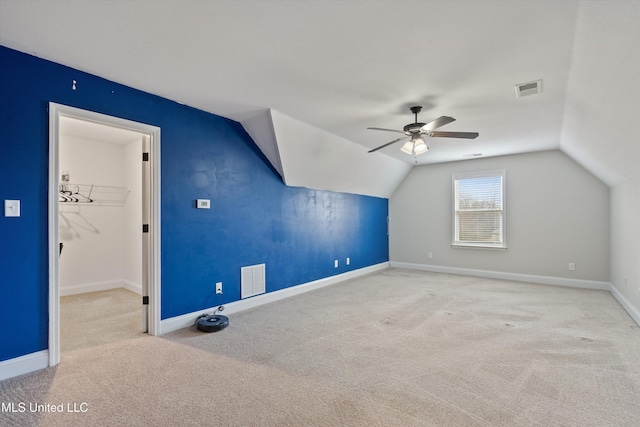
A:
[{"left": 48, "top": 102, "right": 162, "bottom": 366}]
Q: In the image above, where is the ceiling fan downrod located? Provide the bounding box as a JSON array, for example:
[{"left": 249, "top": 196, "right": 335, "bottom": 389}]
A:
[{"left": 410, "top": 106, "right": 422, "bottom": 122}]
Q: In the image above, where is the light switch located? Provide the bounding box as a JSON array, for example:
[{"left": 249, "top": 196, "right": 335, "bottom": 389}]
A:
[{"left": 4, "top": 200, "right": 20, "bottom": 217}]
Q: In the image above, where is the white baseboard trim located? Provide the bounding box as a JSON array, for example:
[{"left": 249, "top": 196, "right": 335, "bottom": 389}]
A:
[
  {"left": 0, "top": 350, "right": 49, "bottom": 381},
  {"left": 59, "top": 279, "right": 142, "bottom": 296},
  {"left": 609, "top": 284, "right": 640, "bottom": 326},
  {"left": 389, "top": 262, "right": 611, "bottom": 291},
  {"left": 122, "top": 280, "right": 143, "bottom": 295},
  {"left": 60, "top": 279, "right": 124, "bottom": 296},
  {"left": 160, "top": 262, "right": 390, "bottom": 335}
]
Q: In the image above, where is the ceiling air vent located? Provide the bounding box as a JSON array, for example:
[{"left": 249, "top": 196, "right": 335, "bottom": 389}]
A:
[{"left": 515, "top": 79, "right": 542, "bottom": 98}]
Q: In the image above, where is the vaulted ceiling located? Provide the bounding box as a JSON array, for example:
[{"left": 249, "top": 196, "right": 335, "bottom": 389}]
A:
[{"left": 1, "top": 0, "right": 638, "bottom": 197}]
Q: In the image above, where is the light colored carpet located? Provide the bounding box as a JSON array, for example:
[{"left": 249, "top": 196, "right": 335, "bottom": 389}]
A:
[
  {"left": 60, "top": 288, "right": 143, "bottom": 354},
  {"left": 2, "top": 269, "right": 640, "bottom": 426}
]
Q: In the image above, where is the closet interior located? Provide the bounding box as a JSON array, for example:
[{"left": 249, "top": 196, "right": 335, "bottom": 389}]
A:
[{"left": 58, "top": 116, "right": 144, "bottom": 353}]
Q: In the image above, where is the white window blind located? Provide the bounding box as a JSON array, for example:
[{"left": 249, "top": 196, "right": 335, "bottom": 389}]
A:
[{"left": 452, "top": 170, "right": 506, "bottom": 248}]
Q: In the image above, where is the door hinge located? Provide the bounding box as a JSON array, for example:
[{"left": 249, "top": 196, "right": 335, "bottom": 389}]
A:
[
  {"left": 143, "top": 224, "right": 149, "bottom": 233},
  {"left": 142, "top": 296, "right": 149, "bottom": 305},
  {"left": 142, "top": 152, "right": 149, "bottom": 162}
]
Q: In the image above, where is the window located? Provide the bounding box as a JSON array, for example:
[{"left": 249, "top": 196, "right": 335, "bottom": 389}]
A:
[{"left": 452, "top": 170, "right": 506, "bottom": 249}]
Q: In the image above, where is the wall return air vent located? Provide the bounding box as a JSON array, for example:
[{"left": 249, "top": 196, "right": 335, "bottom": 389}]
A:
[
  {"left": 241, "top": 263, "right": 266, "bottom": 299},
  {"left": 515, "top": 79, "right": 543, "bottom": 98}
]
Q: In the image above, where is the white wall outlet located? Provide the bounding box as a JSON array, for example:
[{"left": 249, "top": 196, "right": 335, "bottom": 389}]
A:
[
  {"left": 215, "top": 282, "right": 223, "bottom": 294},
  {"left": 346, "top": 257, "right": 350, "bottom": 265},
  {"left": 428, "top": 252, "right": 433, "bottom": 259},
  {"left": 196, "top": 199, "right": 211, "bottom": 209},
  {"left": 334, "top": 260, "right": 339, "bottom": 268},
  {"left": 624, "top": 277, "right": 628, "bottom": 288},
  {"left": 568, "top": 262, "right": 575, "bottom": 271},
  {"left": 4, "top": 200, "right": 20, "bottom": 217}
]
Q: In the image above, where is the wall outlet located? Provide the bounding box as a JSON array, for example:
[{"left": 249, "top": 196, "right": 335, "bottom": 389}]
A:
[
  {"left": 428, "top": 252, "right": 433, "bottom": 259},
  {"left": 568, "top": 262, "right": 575, "bottom": 271},
  {"left": 624, "top": 277, "right": 628, "bottom": 288},
  {"left": 334, "top": 259, "right": 339, "bottom": 268},
  {"left": 346, "top": 257, "right": 350, "bottom": 265},
  {"left": 215, "top": 282, "right": 223, "bottom": 294}
]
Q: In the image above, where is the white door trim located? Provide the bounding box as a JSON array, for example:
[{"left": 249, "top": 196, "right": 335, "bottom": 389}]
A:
[{"left": 48, "top": 102, "right": 162, "bottom": 367}]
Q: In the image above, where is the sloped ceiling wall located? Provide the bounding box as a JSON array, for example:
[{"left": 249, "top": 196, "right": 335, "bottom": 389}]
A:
[
  {"left": 241, "top": 110, "right": 411, "bottom": 198},
  {"left": 561, "top": 1, "right": 640, "bottom": 187},
  {"left": 239, "top": 109, "right": 284, "bottom": 178}
]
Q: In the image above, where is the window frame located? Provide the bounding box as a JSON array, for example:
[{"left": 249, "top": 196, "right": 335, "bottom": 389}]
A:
[{"left": 451, "top": 169, "right": 507, "bottom": 249}]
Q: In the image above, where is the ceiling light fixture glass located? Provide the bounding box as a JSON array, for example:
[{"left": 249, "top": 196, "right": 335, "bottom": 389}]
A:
[
  {"left": 400, "top": 140, "right": 414, "bottom": 155},
  {"left": 401, "top": 135, "right": 429, "bottom": 157},
  {"left": 413, "top": 138, "right": 429, "bottom": 155}
]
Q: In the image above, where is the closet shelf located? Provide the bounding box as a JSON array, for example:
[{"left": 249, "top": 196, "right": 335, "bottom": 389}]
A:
[{"left": 59, "top": 183, "right": 129, "bottom": 206}]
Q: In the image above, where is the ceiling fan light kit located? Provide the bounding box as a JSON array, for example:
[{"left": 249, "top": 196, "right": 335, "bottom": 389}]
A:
[
  {"left": 367, "top": 105, "right": 479, "bottom": 160},
  {"left": 413, "top": 139, "right": 429, "bottom": 155},
  {"left": 401, "top": 136, "right": 429, "bottom": 156},
  {"left": 400, "top": 140, "right": 414, "bottom": 155}
]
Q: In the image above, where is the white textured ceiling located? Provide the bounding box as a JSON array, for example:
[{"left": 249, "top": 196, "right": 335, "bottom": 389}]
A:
[{"left": 1, "top": 0, "right": 639, "bottom": 189}]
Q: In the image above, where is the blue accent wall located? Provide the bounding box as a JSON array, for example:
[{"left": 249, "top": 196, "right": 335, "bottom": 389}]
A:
[{"left": 0, "top": 46, "right": 388, "bottom": 362}]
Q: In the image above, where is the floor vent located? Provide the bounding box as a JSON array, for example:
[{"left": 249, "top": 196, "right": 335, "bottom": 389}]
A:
[
  {"left": 515, "top": 79, "right": 543, "bottom": 98},
  {"left": 241, "top": 264, "right": 266, "bottom": 299}
]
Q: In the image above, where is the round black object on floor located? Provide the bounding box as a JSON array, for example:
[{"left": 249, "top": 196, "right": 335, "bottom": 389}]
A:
[{"left": 196, "top": 314, "right": 229, "bottom": 332}]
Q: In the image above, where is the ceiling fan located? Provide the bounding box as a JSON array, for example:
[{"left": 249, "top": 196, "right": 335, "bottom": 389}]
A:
[{"left": 367, "top": 106, "right": 479, "bottom": 157}]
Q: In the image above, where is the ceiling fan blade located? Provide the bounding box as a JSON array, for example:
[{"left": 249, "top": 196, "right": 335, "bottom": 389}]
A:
[
  {"left": 421, "top": 116, "right": 456, "bottom": 131},
  {"left": 368, "top": 137, "right": 408, "bottom": 153},
  {"left": 428, "top": 131, "right": 479, "bottom": 139},
  {"left": 367, "top": 127, "right": 406, "bottom": 134}
]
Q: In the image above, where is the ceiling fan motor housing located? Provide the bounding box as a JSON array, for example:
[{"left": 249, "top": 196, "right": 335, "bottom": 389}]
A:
[{"left": 403, "top": 123, "right": 426, "bottom": 133}]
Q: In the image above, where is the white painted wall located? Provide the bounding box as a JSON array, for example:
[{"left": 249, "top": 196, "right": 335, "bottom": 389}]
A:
[
  {"left": 59, "top": 135, "right": 142, "bottom": 294},
  {"left": 610, "top": 173, "right": 640, "bottom": 319},
  {"left": 389, "top": 150, "right": 609, "bottom": 282}
]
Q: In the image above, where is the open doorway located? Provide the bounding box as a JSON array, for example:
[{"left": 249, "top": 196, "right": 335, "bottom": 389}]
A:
[
  {"left": 59, "top": 117, "right": 145, "bottom": 353},
  {"left": 48, "top": 103, "right": 161, "bottom": 366}
]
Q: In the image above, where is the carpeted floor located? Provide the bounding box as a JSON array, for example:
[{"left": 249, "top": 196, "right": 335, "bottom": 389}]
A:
[
  {"left": 2, "top": 269, "right": 640, "bottom": 426},
  {"left": 60, "top": 288, "right": 143, "bottom": 354}
]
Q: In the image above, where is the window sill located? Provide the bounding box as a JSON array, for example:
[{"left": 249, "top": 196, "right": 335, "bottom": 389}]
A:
[{"left": 451, "top": 243, "right": 507, "bottom": 251}]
